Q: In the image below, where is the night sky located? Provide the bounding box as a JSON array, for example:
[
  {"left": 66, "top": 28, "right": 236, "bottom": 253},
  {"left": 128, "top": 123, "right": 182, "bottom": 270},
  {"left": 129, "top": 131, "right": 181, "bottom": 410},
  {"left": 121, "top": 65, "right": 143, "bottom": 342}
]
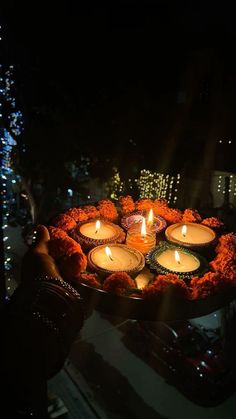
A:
[{"left": 1, "top": 2, "right": 236, "bottom": 175}]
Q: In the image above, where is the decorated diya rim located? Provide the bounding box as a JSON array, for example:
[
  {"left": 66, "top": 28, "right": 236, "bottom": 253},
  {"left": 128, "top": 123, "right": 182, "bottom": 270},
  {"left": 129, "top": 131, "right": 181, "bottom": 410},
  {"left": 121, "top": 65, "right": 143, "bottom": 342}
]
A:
[
  {"left": 121, "top": 210, "right": 167, "bottom": 233},
  {"left": 88, "top": 243, "right": 145, "bottom": 276},
  {"left": 165, "top": 222, "right": 217, "bottom": 248},
  {"left": 74, "top": 218, "right": 122, "bottom": 246},
  {"left": 146, "top": 241, "right": 208, "bottom": 280}
]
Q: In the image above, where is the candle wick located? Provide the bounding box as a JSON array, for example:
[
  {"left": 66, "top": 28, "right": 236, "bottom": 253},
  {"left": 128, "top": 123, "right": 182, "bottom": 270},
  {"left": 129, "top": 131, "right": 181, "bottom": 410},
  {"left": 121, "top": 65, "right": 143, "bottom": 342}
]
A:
[
  {"left": 109, "top": 255, "right": 114, "bottom": 261},
  {"left": 95, "top": 229, "right": 98, "bottom": 234},
  {"left": 177, "top": 260, "right": 181, "bottom": 264}
]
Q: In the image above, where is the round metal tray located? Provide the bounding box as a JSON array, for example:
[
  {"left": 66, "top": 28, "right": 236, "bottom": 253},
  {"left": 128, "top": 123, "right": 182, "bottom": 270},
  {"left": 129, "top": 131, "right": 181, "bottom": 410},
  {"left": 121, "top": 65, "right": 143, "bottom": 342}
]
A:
[{"left": 76, "top": 282, "right": 236, "bottom": 321}]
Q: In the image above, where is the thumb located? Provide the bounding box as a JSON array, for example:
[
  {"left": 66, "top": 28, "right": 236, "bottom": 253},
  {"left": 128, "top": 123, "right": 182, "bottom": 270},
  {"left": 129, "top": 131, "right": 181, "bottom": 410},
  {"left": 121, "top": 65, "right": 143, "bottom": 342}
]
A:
[{"left": 34, "top": 225, "right": 50, "bottom": 254}]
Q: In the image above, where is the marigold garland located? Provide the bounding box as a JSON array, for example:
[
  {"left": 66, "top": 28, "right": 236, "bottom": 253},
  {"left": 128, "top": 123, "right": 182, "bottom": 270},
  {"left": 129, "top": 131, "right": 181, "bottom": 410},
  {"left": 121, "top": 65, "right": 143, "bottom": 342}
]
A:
[
  {"left": 103, "top": 272, "right": 135, "bottom": 296},
  {"left": 191, "top": 272, "right": 228, "bottom": 299},
  {"left": 97, "top": 199, "right": 118, "bottom": 222},
  {"left": 142, "top": 274, "right": 190, "bottom": 300},
  {"left": 80, "top": 272, "right": 101, "bottom": 289},
  {"left": 65, "top": 207, "right": 88, "bottom": 222},
  {"left": 182, "top": 208, "right": 202, "bottom": 223},
  {"left": 201, "top": 217, "right": 224, "bottom": 229},
  {"left": 49, "top": 229, "right": 87, "bottom": 279},
  {"left": 48, "top": 195, "right": 236, "bottom": 301},
  {"left": 135, "top": 198, "right": 153, "bottom": 211},
  {"left": 82, "top": 205, "right": 100, "bottom": 220},
  {"left": 52, "top": 213, "right": 77, "bottom": 231},
  {"left": 119, "top": 195, "right": 135, "bottom": 215}
]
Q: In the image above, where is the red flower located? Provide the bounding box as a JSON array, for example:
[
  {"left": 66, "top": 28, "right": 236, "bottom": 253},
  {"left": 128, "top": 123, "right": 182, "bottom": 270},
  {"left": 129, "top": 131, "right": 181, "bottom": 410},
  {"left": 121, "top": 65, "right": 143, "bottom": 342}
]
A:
[
  {"left": 97, "top": 199, "right": 118, "bottom": 222},
  {"left": 51, "top": 214, "right": 77, "bottom": 231},
  {"left": 119, "top": 195, "right": 135, "bottom": 215},
  {"left": 103, "top": 272, "right": 134, "bottom": 295},
  {"left": 182, "top": 208, "right": 202, "bottom": 223},
  {"left": 80, "top": 272, "right": 101, "bottom": 289},
  {"left": 65, "top": 208, "right": 88, "bottom": 222}
]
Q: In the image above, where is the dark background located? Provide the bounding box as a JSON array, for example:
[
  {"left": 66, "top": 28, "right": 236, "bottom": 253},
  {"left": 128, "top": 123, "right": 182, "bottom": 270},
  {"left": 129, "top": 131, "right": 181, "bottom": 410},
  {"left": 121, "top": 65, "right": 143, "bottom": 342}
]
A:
[{"left": 1, "top": 1, "right": 236, "bottom": 211}]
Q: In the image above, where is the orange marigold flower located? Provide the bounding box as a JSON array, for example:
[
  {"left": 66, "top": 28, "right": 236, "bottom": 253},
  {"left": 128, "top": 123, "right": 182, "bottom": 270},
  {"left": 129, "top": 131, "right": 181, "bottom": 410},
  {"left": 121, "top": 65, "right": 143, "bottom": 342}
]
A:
[
  {"left": 103, "top": 272, "right": 134, "bottom": 295},
  {"left": 48, "top": 226, "right": 68, "bottom": 240},
  {"left": 51, "top": 214, "right": 77, "bottom": 231},
  {"left": 210, "top": 254, "right": 235, "bottom": 273},
  {"left": 190, "top": 272, "right": 228, "bottom": 299},
  {"left": 49, "top": 236, "right": 83, "bottom": 259},
  {"left": 152, "top": 199, "right": 168, "bottom": 215},
  {"left": 142, "top": 274, "right": 189, "bottom": 300},
  {"left": 221, "top": 265, "right": 236, "bottom": 284},
  {"left": 159, "top": 207, "right": 183, "bottom": 224},
  {"left": 215, "top": 233, "right": 236, "bottom": 254},
  {"left": 119, "top": 195, "right": 135, "bottom": 214},
  {"left": 65, "top": 208, "right": 88, "bottom": 222},
  {"left": 152, "top": 199, "right": 182, "bottom": 223},
  {"left": 82, "top": 205, "right": 100, "bottom": 220},
  {"left": 182, "top": 208, "right": 202, "bottom": 223},
  {"left": 97, "top": 199, "right": 118, "bottom": 222},
  {"left": 201, "top": 217, "right": 224, "bottom": 229},
  {"left": 135, "top": 198, "right": 153, "bottom": 211},
  {"left": 80, "top": 272, "right": 101, "bottom": 289},
  {"left": 59, "top": 251, "right": 87, "bottom": 280},
  {"left": 153, "top": 198, "right": 168, "bottom": 208}
]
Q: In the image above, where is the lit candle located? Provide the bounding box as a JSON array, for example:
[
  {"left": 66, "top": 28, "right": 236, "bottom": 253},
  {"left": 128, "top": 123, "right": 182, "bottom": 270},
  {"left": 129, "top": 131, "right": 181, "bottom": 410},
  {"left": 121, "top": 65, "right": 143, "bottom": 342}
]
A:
[
  {"left": 126, "top": 218, "right": 156, "bottom": 255},
  {"left": 80, "top": 220, "right": 117, "bottom": 240},
  {"left": 165, "top": 222, "right": 216, "bottom": 248},
  {"left": 88, "top": 244, "right": 145, "bottom": 273},
  {"left": 147, "top": 208, "right": 154, "bottom": 226},
  {"left": 105, "top": 246, "right": 113, "bottom": 261},
  {"left": 95, "top": 220, "right": 101, "bottom": 234},
  {"left": 182, "top": 224, "right": 187, "bottom": 238},
  {"left": 156, "top": 248, "right": 200, "bottom": 273},
  {"left": 121, "top": 211, "right": 167, "bottom": 234}
]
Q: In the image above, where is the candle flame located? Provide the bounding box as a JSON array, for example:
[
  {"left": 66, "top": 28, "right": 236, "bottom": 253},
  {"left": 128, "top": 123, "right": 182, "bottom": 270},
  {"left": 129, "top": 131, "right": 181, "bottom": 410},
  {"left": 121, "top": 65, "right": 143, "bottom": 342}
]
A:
[
  {"left": 105, "top": 246, "right": 113, "bottom": 261},
  {"left": 147, "top": 208, "right": 154, "bottom": 225},
  {"left": 95, "top": 220, "right": 101, "bottom": 234},
  {"left": 182, "top": 224, "right": 187, "bottom": 237},
  {"left": 141, "top": 217, "right": 146, "bottom": 237},
  {"left": 174, "top": 250, "right": 181, "bottom": 264}
]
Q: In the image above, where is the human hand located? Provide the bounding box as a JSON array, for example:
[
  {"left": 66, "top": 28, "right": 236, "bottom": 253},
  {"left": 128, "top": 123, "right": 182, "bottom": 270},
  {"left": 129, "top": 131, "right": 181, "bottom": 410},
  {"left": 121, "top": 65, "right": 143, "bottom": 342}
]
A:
[{"left": 21, "top": 225, "right": 62, "bottom": 282}]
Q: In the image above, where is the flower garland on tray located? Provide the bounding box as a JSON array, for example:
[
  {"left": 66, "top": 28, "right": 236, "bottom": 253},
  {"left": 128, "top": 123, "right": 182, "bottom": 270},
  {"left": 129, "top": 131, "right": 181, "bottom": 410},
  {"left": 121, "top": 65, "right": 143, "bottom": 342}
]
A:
[{"left": 48, "top": 196, "right": 236, "bottom": 301}]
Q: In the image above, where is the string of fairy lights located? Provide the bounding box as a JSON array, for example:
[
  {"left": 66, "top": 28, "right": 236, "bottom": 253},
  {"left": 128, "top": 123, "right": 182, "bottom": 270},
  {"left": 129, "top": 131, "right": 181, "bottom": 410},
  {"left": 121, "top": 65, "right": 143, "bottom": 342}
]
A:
[
  {"left": 108, "top": 168, "right": 181, "bottom": 204},
  {"left": 0, "top": 26, "right": 24, "bottom": 299},
  {"left": 135, "top": 170, "right": 181, "bottom": 204}
]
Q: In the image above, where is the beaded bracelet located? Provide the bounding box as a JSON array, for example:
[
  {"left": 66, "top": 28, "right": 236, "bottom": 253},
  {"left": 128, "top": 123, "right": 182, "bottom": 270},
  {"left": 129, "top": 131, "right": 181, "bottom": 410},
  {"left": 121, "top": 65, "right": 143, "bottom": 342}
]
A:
[{"left": 34, "top": 275, "right": 81, "bottom": 299}]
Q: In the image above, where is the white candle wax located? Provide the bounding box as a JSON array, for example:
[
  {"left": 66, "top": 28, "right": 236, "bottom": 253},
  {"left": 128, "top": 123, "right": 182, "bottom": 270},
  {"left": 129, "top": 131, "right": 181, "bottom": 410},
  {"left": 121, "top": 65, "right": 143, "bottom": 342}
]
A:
[
  {"left": 135, "top": 267, "right": 155, "bottom": 289},
  {"left": 91, "top": 246, "right": 139, "bottom": 271},
  {"left": 171, "top": 224, "right": 214, "bottom": 244},
  {"left": 156, "top": 249, "right": 200, "bottom": 273},
  {"left": 80, "top": 221, "right": 116, "bottom": 240}
]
